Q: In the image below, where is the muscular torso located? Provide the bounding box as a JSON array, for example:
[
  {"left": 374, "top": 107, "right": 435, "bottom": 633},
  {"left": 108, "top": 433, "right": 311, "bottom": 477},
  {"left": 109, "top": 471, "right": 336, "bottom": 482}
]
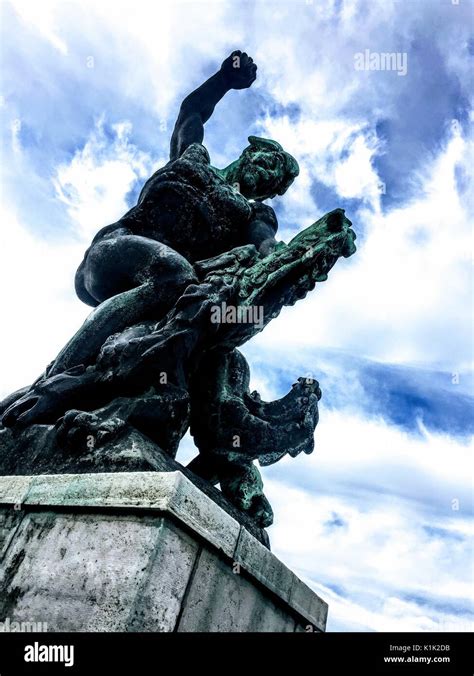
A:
[{"left": 93, "top": 143, "right": 265, "bottom": 263}]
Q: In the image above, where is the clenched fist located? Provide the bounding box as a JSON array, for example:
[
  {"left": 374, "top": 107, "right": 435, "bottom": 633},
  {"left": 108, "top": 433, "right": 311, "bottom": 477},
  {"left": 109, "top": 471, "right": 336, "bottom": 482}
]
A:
[{"left": 220, "top": 50, "right": 257, "bottom": 90}]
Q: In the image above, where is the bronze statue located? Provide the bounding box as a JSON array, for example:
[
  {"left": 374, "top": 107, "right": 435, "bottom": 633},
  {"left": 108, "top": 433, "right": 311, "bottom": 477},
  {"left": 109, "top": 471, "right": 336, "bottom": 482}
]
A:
[
  {"left": 52, "top": 51, "right": 298, "bottom": 376},
  {"left": 0, "top": 51, "right": 356, "bottom": 536}
]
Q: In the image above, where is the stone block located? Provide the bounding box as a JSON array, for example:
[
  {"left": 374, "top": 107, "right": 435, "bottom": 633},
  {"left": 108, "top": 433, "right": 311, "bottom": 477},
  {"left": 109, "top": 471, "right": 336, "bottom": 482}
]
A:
[{"left": 0, "top": 471, "right": 328, "bottom": 632}]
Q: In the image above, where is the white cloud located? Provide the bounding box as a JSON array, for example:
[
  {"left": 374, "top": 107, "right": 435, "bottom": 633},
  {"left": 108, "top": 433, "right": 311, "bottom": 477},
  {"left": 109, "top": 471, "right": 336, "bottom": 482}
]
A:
[
  {"left": 9, "top": 0, "right": 241, "bottom": 120},
  {"left": 11, "top": 0, "right": 68, "bottom": 54},
  {"left": 53, "top": 117, "right": 155, "bottom": 240},
  {"left": 264, "top": 406, "right": 473, "bottom": 515},
  {"left": 252, "top": 124, "right": 473, "bottom": 369},
  {"left": 10, "top": 118, "right": 22, "bottom": 155},
  {"left": 0, "top": 117, "right": 158, "bottom": 397},
  {"left": 262, "top": 408, "right": 473, "bottom": 631},
  {"left": 0, "top": 206, "right": 88, "bottom": 397},
  {"left": 257, "top": 114, "right": 383, "bottom": 231}
]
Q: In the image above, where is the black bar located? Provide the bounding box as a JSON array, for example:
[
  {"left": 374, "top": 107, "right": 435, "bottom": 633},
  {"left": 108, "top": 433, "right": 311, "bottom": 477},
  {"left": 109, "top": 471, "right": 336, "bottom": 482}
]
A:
[{"left": 0, "top": 632, "right": 472, "bottom": 675}]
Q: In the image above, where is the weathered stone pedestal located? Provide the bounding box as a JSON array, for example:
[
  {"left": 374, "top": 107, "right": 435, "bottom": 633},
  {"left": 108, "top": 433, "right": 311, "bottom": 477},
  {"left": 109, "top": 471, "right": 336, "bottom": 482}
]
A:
[{"left": 0, "top": 471, "right": 327, "bottom": 632}]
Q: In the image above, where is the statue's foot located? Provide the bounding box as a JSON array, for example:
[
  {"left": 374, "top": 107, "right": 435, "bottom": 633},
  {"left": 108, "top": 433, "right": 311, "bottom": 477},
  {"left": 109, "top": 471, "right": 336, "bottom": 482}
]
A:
[
  {"left": 55, "top": 409, "right": 126, "bottom": 451},
  {"left": 219, "top": 462, "right": 274, "bottom": 528},
  {"left": 248, "top": 493, "right": 274, "bottom": 528},
  {"left": 221, "top": 485, "right": 273, "bottom": 528}
]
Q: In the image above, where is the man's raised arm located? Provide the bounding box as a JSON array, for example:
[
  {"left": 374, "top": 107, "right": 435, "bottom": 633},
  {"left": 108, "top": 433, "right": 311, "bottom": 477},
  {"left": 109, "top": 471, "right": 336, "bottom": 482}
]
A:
[{"left": 169, "top": 50, "right": 257, "bottom": 161}]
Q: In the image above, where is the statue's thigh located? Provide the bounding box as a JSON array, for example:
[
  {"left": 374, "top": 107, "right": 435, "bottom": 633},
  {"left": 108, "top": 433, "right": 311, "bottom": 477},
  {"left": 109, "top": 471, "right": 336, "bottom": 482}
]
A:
[{"left": 84, "top": 235, "right": 195, "bottom": 302}]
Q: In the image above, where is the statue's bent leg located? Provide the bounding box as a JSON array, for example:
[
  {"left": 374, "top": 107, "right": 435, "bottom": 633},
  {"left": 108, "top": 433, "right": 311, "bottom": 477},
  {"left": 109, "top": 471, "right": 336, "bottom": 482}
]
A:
[
  {"left": 188, "top": 348, "right": 320, "bottom": 526},
  {"left": 188, "top": 349, "right": 274, "bottom": 526},
  {"left": 49, "top": 236, "right": 197, "bottom": 376}
]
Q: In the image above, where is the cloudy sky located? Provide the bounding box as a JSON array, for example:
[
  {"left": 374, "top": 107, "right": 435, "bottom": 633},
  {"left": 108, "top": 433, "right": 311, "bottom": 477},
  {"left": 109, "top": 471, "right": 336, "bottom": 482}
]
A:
[{"left": 0, "top": 0, "right": 472, "bottom": 631}]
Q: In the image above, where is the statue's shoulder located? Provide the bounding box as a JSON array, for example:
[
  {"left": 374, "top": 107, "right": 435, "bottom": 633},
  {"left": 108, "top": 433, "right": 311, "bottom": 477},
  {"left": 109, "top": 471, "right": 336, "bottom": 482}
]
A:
[
  {"left": 179, "top": 142, "right": 211, "bottom": 165},
  {"left": 137, "top": 143, "right": 212, "bottom": 205}
]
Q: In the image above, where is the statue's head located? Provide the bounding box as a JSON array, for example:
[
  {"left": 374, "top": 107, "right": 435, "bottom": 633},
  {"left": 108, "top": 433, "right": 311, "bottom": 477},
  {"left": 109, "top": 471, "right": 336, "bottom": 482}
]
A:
[{"left": 226, "top": 136, "right": 299, "bottom": 201}]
